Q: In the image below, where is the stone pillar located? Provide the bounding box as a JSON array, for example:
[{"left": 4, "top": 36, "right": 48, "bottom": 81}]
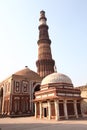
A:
[
  {"left": 74, "top": 100, "right": 78, "bottom": 118},
  {"left": 35, "top": 102, "right": 37, "bottom": 118},
  {"left": 55, "top": 100, "right": 59, "bottom": 120},
  {"left": 7, "top": 99, "right": 9, "bottom": 115},
  {"left": 40, "top": 102, "right": 42, "bottom": 119},
  {"left": 64, "top": 100, "right": 68, "bottom": 119},
  {"left": 29, "top": 82, "right": 32, "bottom": 111},
  {"left": 0, "top": 97, "right": 1, "bottom": 113},
  {"left": 48, "top": 100, "right": 51, "bottom": 120},
  {"left": 2, "top": 96, "right": 4, "bottom": 114},
  {"left": 0, "top": 96, "right": 3, "bottom": 114},
  {"left": 10, "top": 94, "right": 13, "bottom": 114},
  {"left": 80, "top": 100, "right": 84, "bottom": 117}
]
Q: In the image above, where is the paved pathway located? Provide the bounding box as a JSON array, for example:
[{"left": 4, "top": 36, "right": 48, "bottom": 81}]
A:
[{"left": 0, "top": 117, "right": 87, "bottom": 130}]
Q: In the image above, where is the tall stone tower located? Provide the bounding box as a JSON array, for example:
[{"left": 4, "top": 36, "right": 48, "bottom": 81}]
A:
[{"left": 36, "top": 10, "right": 55, "bottom": 78}]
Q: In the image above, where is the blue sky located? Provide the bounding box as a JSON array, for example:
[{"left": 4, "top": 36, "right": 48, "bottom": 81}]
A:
[{"left": 0, "top": 0, "right": 87, "bottom": 86}]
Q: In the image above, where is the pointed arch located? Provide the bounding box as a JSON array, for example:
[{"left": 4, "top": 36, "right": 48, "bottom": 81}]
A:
[{"left": 33, "top": 83, "right": 41, "bottom": 99}]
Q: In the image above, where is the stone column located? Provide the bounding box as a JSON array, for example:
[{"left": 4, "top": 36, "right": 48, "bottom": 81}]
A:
[
  {"left": 55, "top": 100, "right": 59, "bottom": 120},
  {"left": 48, "top": 100, "right": 51, "bottom": 120},
  {"left": 0, "top": 96, "right": 3, "bottom": 114},
  {"left": 64, "top": 100, "right": 68, "bottom": 119},
  {"left": 2, "top": 88, "right": 5, "bottom": 115},
  {"left": 29, "top": 81, "right": 32, "bottom": 111},
  {"left": 74, "top": 100, "right": 78, "bottom": 118},
  {"left": 35, "top": 102, "right": 37, "bottom": 118},
  {"left": 0, "top": 97, "right": 1, "bottom": 113},
  {"left": 80, "top": 100, "right": 84, "bottom": 117},
  {"left": 7, "top": 99, "right": 9, "bottom": 115},
  {"left": 40, "top": 102, "right": 42, "bottom": 119}
]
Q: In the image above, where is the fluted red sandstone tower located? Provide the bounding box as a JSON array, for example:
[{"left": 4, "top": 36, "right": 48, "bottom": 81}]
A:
[{"left": 36, "top": 11, "right": 55, "bottom": 78}]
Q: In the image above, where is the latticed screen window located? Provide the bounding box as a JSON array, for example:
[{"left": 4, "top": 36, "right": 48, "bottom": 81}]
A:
[
  {"left": 16, "top": 82, "right": 20, "bottom": 92},
  {"left": 22, "top": 81, "right": 28, "bottom": 93}
]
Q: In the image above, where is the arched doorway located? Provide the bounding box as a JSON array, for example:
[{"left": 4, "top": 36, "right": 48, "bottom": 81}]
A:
[
  {"left": 33, "top": 84, "right": 40, "bottom": 113},
  {"left": 33, "top": 84, "right": 40, "bottom": 99},
  {"left": 0, "top": 88, "right": 3, "bottom": 114}
]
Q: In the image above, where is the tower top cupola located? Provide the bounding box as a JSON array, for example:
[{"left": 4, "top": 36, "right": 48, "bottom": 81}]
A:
[{"left": 39, "top": 10, "right": 47, "bottom": 25}]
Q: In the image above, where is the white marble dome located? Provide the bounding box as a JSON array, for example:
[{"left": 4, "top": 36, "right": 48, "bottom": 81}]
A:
[{"left": 41, "top": 72, "right": 73, "bottom": 85}]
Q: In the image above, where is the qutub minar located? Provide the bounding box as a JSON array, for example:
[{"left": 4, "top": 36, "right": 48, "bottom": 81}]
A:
[
  {"left": 36, "top": 10, "right": 55, "bottom": 78},
  {"left": 0, "top": 11, "right": 87, "bottom": 120}
]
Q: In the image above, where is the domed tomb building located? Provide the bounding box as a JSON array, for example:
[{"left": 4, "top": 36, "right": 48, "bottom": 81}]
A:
[
  {"left": 34, "top": 72, "right": 82, "bottom": 120},
  {"left": 0, "top": 66, "right": 42, "bottom": 117}
]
